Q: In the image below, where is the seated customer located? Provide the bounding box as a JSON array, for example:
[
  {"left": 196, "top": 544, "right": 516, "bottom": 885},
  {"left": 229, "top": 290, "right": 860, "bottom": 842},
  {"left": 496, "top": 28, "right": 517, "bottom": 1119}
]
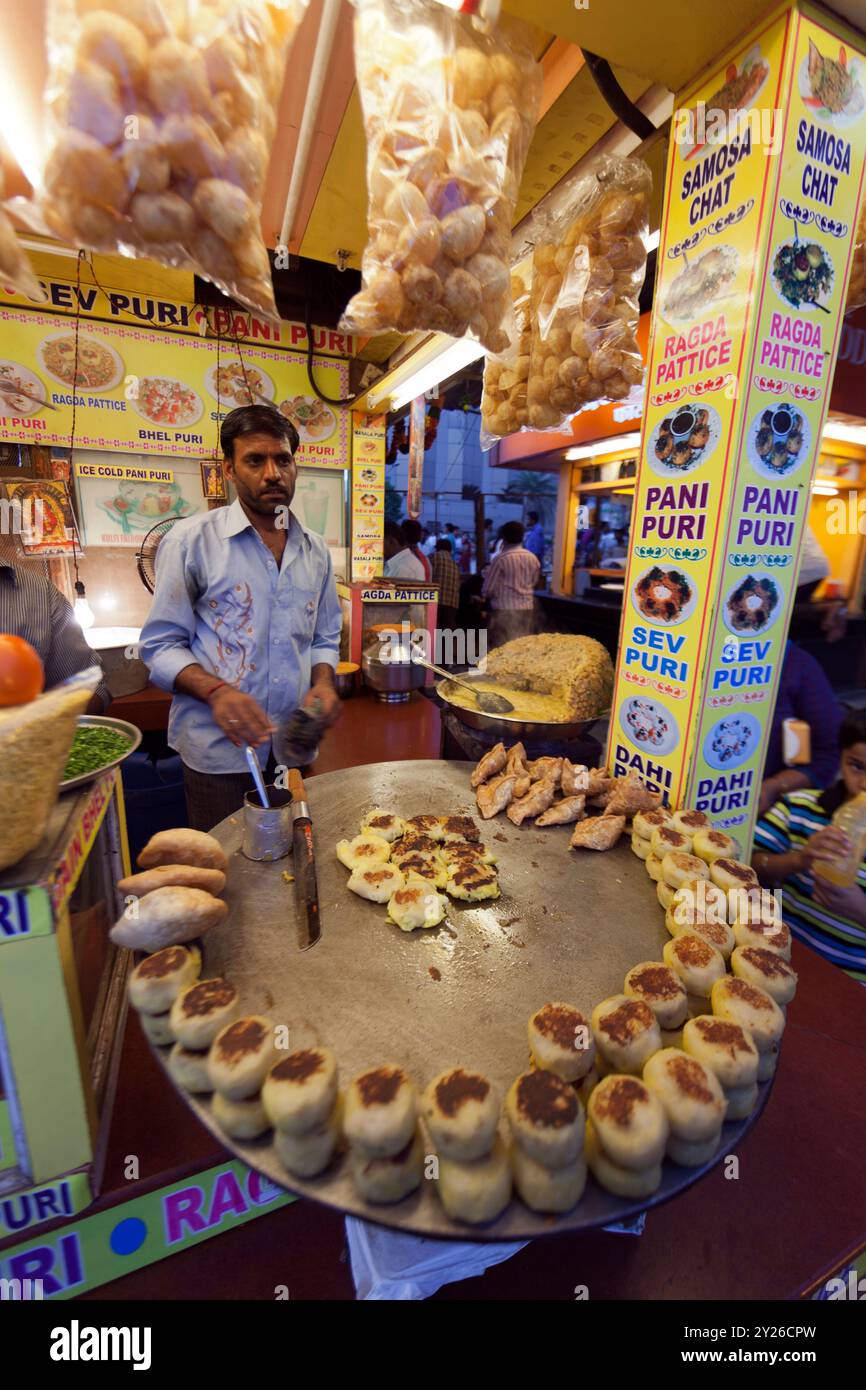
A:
[
  {"left": 752, "top": 709, "right": 866, "bottom": 981},
  {"left": 759, "top": 640, "right": 843, "bottom": 815}
]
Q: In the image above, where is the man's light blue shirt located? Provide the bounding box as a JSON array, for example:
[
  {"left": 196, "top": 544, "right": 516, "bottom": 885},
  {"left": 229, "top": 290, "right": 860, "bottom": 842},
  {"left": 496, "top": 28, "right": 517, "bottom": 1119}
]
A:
[
  {"left": 139, "top": 499, "right": 341, "bottom": 773},
  {"left": 524, "top": 523, "right": 544, "bottom": 562}
]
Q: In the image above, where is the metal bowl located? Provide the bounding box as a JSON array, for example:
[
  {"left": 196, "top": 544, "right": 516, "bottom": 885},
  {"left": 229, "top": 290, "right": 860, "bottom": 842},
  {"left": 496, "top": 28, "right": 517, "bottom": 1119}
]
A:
[
  {"left": 59, "top": 715, "right": 142, "bottom": 792},
  {"left": 435, "top": 670, "right": 605, "bottom": 741}
]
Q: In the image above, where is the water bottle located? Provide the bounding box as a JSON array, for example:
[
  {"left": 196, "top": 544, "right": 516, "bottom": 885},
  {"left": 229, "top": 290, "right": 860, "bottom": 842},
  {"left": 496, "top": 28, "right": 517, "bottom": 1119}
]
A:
[{"left": 813, "top": 791, "right": 866, "bottom": 888}]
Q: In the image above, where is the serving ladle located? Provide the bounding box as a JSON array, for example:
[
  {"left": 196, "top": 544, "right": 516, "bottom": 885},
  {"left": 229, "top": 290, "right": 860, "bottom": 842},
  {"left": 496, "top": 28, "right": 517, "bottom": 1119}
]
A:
[{"left": 411, "top": 654, "right": 515, "bottom": 714}]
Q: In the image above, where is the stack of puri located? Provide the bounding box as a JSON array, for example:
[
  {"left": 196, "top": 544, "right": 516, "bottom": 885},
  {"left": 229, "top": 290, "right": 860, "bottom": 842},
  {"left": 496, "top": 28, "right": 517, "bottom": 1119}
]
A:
[
  {"left": 111, "top": 828, "right": 229, "bottom": 953},
  {"left": 422, "top": 1068, "right": 510, "bottom": 1223},
  {"left": 344, "top": 1065, "right": 425, "bottom": 1204},
  {"left": 263, "top": 1047, "right": 342, "bottom": 1178}
]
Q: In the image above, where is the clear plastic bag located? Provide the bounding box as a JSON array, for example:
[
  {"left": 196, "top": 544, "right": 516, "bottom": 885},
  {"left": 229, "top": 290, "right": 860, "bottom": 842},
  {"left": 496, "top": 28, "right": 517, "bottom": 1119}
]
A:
[
  {"left": 15, "top": 0, "right": 308, "bottom": 321},
  {"left": 340, "top": 0, "right": 542, "bottom": 351},
  {"left": 0, "top": 170, "right": 46, "bottom": 304},
  {"left": 525, "top": 154, "right": 650, "bottom": 431},
  {"left": 846, "top": 189, "right": 866, "bottom": 314},
  {"left": 479, "top": 262, "right": 532, "bottom": 448}
]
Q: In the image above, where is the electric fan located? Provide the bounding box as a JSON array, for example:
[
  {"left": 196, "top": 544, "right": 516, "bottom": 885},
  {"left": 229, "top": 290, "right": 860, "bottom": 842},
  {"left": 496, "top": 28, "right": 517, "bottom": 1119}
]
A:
[{"left": 136, "top": 518, "right": 179, "bottom": 593}]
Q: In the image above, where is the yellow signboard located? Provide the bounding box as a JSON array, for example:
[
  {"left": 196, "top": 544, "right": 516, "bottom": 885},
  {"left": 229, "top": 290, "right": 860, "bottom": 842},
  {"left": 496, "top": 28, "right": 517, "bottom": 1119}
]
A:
[
  {"left": 351, "top": 413, "right": 386, "bottom": 580},
  {"left": 75, "top": 461, "right": 174, "bottom": 483},
  {"left": 610, "top": 0, "right": 866, "bottom": 849}
]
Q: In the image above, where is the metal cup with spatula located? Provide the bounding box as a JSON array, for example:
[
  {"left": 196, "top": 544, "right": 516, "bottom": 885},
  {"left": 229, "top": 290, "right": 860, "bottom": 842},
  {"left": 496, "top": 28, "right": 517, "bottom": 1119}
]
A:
[{"left": 410, "top": 654, "right": 515, "bottom": 714}]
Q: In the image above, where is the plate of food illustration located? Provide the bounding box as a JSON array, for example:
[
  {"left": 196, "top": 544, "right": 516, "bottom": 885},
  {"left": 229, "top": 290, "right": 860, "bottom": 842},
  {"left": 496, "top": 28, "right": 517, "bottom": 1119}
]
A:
[
  {"left": 703, "top": 712, "right": 761, "bottom": 770},
  {"left": 682, "top": 47, "right": 770, "bottom": 159},
  {"left": 38, "top": 332, "right": 123, "bottom": 391},
  {"left": 619, "top": 697, "right": 680, "bottom": 756},
  {"left": 746, "top": 403, "right": 811, "bottom": 478},
  {"left": 661, "top": 246, "right": 739, "bottom": 326},
  {"left": 772, "top": 239, "right": 833, "bottom": 311},
  {"left": 723, "top": 572, "right": 783, "bottom": 636},
  {"left": 0, "top": 360, "right": 49, "bottom": 415},
  {"left": 649, "top": 402, "right": 721, "bottom": 476},
  {"left": 206, "top": 361, "right": 275, "bottom": 407},
  {"left": 99, "top": 480, "right": 194, "bottom": 535},
  {"left": 278, "top": 395, "right": 336, "bottom": 442},
  {"left": 799, "top": 40, "right": 865, "bottom": 127},
  {"left": 631, "top": 565, "right": 699, "bottom": 627},
  {"left": 131, "top": 378, "right": 203, "bottom": 427}
]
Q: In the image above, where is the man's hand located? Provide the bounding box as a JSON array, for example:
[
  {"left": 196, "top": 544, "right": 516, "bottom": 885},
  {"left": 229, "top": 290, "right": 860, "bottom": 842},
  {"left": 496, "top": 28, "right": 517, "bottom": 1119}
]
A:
[
  {"left": 209, "top": 686, "right": 275, "bottom": 747},
  {"left": 812, "top": 874, "right": 866, "bottom": 924},
  {"left": 304, "top": 681, "right": 341, "bottom": 727}
]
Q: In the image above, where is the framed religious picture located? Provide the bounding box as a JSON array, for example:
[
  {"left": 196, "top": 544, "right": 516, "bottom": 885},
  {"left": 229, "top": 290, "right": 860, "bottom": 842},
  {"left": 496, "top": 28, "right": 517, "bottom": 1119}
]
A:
[
  {"left": 3, "top": 478, "right": 81, "bottom": 558},
  {"left": 201, "top": 460, "right": 227, "bottom": 501}
]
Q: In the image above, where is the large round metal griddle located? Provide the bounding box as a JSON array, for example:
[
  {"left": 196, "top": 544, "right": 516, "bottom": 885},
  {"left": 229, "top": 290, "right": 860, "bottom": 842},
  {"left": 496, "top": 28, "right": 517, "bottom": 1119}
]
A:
[{"left": 150, "top": 761, "right": 772, "bottom": 1241}]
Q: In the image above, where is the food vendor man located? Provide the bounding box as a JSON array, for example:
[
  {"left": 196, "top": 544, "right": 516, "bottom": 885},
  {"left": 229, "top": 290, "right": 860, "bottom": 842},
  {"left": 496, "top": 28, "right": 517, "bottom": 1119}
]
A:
[{"left": 140, "top": 404, "right": 342, "bottom": 829}]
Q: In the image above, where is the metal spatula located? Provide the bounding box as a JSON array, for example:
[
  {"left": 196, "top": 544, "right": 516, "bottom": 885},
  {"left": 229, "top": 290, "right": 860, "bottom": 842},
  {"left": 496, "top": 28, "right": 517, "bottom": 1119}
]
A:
[{"left": 411, "top": 654, "right": 515, "bottom": 714}]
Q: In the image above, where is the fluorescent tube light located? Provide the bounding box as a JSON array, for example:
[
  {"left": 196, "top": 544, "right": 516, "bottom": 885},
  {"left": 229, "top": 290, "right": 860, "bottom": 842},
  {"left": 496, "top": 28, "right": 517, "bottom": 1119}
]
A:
[
  {"left": 566, "top": 432, "right": 642, "bottom": 461},
  {"left": 368, "top": 336, "right": 486, "bottom": 411}
]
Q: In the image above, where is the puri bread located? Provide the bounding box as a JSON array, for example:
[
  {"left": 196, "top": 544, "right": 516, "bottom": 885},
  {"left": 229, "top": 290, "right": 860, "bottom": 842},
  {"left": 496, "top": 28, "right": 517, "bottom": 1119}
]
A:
[
  {"left": 344, "top": 1065, "right": 417, "bottom": 1158},
  {"left": 633, "top": 808, "right": 673, "bottom": 840},
  {"left": 138, "top": 828, "right": 228, "bottom": 871},
  {"left": 167, "top": 1042, "right": 213, "bottom": 1094},
  {"left": 528, "top": 1001, "right": 595, "bottom": 1082},
  {"left": 710, "top": 976, "right": 785, "bottom": 1052},
  {"left": 211, "top": 1090, "right": 271, "bottom": 1140},
  {"left": 128, "top": 944, "right": 201, "bottom": 1014},
  {"left": 666, "top": 1132, "right": 721, "bottom": 1167},
  {"left": 510, "top": 1143, "right": 587, "bottom": 1213},
  {"left": 591, "top": 995, "right": 662, "bottom": 1075},
  {"left": 661, "top": 851, "right": 709, "bottom": 889},
  {"left": 422, "top": 1068, "right": 500, "bottom": 1161},
  {"left": 663, "top": 933, "right": 726, "bottom": 997},
  {"left": 721, "top": 1080, "right": 759, "bottom": 1119},
  {"left": 668, "top": 879, "right": 729, "bottom": 928},
  {"left": 732, "top": 917, "right": 791, "bottom": 960},
  {"left": 387, "top": 883, "right": 448, "bottom": 930},
  {"left": 646, "top": 852, "right": 664, "bottom": 882},
  {"left": 207, "top": 1016, "right": 279, "bottom": 1101},
  {"left": 588, "top": 1075, "right": 668, "bottom": 1170},
  {"left": 757, "top": 1043, "right": 779, "bottom": 1080},
  {"left": 138, "top": 1009, "right": 175, "bottom": 1045},
  {"left": 651, "top": 826, "right": 691, "bottom": 856},
  {"left": 657, "top": 879, "right": 676, "bottom": 911},
  {"left": 436, "top": 1137, "right": 512, "bottom": 1224},
  {"left": 669, "top": 913, "right": 735, "bottom": 961},
  {"left": 445, "top": 861, "right": 500, "bottom": 901},
  {"left": 262, "top": 1047, "right": 338, "bottom": 1135},
  {"left": 730, "top": 887, "right": 782, "bottom": 925},
  {"left": 585, "top": 1118, "right": 662, "bottom": 1198},
  {"left": 731, "top": 946, "right": 797, "bottom": 1005},
  {"left": 347, "top": 862, "right": 405, "bottom": 903},
  {"left": 671, "top": 809, "right": 711, "bottom": 835},
  {"left": 275, "top": 1097, "right": 343, "bottom": 1178},
  {"left": 710, "top": 858, "right": 758, "bottom": 893},
  {"left": 692, "top": 828, "right": 739, "bottom": 863},
  {"left": 631, "top": 832, "right": 653, "bottom": 860},
  {"left": 360, "top": 808, "right": 405, "bottom": 842},
  {"left": 624, "top": 963, "right": 688, "bottom": 1030},
  {"left": 682, "top": 1015, "right": 759, "bottom": 1088},
  {"left": 109, "top": 886, "right": 228, "bottom": 951},
  {"left": 336, "top": 833, "right": 391, "bottom": 871},
  {"left": 170, "top": 978, "right": 239, "bottom": 1050},
  {"left": 350, "top": 1126, "right": 424, "bottom": 1203},
  {"left": 506, "top": 1069, "right": 583, "bottom": 1167},
  {"left": 118, "top": 865, "right": 226, "bottom": 897},
  {"left": 643, "top": 1048, "right": 726, "bottom": 1141}
]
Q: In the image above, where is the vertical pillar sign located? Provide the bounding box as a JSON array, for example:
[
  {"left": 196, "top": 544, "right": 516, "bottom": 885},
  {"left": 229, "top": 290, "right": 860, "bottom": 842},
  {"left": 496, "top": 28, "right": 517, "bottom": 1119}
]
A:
[
  {"left": 407, "top": 395, "right": 426, "bottom": 519},
  {"left": 350, "top": 412, "right": 386, "bottom": 580},
  {"left": 610, "top": 0, "right": 866, "bottom": 851}
]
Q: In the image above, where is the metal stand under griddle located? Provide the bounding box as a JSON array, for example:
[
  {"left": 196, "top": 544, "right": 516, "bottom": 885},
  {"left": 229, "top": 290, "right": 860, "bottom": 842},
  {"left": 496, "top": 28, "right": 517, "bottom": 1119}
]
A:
[{"left": 146, "top": 760, "right": 772, "bottom": 1242}]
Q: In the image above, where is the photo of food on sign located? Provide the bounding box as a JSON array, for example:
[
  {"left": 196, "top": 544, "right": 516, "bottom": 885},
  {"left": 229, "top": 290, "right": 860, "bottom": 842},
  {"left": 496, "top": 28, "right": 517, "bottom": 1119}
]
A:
[
  {"left": 98, "top": 480, "right": 195, "bottom": 536},
  {"left": 620, "top": 696, "right": 679, "bottom": 755},
  {"left": 206, "top": 362, "right": 275, "bottom": 407},
  {"left": 631, "top": 566, "right": 697, "bottom": 626},
  {"left": 772, "top": 238, "right": 833, "bottom": 310},
  {"left": 38, "top": 332, "right": 123, "bottom": 391},
  {"left": 681, "top": 46, "right": 769, "bottom": 159},
  {"left": 703, "top": 712, "right": 761, "bottom": 770},
  {"left": 660, "top": 246, "right": 739, "bottom": 325},
  {"left": 278, "top": 395, "right": 336, "bottom": 442},
  {"left": 799, "top": 39, "right": 865, "bottom": 125},
  {"left": 746, "top": 402, "right": 810, "bottom": 478},
  {"left": 131, "top": 378, "right": 203, "bottom": 428},
  {"left": 0, "top": 360, "right": 48, "bottom": 416},
  {"left": 723, "top": 573, "right": 781, "bottom": 635},
  {"left": 650, "top": 402, "right": 721, "bottom": 476}
]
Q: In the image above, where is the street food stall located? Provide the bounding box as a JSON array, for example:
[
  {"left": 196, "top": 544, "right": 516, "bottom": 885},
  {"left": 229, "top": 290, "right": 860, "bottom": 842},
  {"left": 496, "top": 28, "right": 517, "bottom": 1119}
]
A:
[{"left": 0, "top": 0, "right": 865, "bottom": 1318}]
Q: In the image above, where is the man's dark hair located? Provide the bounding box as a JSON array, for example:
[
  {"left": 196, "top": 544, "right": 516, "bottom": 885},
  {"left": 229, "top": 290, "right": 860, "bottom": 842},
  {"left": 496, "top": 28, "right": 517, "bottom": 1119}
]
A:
[
  {"left": 384, "top": 520, "right": 404, "bottom": 544},
  {"left": 502, "top": 521, "right": 524, "bottom": 545},
  {"left": 220, "top": 404, "right": 299, "bottom": 461},
  {"left": 436, "top": 537, "right": 452, "bottom": 552},
  {"left": 402, "top": 518, "right": 423, "bottom": 545},
  {"left": 528, "top": 510, "right": 539, "bottom": 523},
  {"left": 446, "top": 523, "right": 456, "bottom": 533}
]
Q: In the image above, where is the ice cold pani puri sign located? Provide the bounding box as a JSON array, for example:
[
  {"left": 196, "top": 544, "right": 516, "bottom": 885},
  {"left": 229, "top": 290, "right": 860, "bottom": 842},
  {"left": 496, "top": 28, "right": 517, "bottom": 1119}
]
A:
[{"left": 611, "top": 10, "right": 792, "bottom": 806}]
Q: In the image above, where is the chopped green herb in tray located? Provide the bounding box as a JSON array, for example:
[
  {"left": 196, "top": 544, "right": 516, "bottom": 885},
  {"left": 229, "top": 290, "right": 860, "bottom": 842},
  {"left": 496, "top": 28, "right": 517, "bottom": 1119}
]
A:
[{"left": 63, "top": 728, "right": 133, "bottom": 779}]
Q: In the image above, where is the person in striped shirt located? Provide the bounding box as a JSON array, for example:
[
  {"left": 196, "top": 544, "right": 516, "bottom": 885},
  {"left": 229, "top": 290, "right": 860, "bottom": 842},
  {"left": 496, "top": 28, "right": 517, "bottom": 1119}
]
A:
[
  {"left": 752, "top": 709, "right": 866, "bottom": 982},
  {"left": 481, "top": 520, "right": 540, "bottom": 649}
]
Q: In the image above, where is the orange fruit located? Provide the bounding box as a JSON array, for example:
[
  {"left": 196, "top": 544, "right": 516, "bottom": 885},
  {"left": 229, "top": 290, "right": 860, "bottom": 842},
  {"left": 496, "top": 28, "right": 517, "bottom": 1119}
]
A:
[{"left": 0, "top": 634, "right": 44, "bottom": 706}]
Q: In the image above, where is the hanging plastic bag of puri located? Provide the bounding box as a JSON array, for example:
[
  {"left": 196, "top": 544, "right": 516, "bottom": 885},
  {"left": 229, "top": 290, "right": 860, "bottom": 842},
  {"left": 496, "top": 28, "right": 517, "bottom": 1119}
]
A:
[
  {"left": 525, "top": 153, "right": 650, "bottom": 431},
  {"left": 479, "top": 258, "right": 532, "bottom": 447},
  {"left": 0, "top": 170, "right": 46, "bottom": 304},
  {"left": 14, "top": 0, "right": 309, "bottom": 321},
  {"left": 340, "top": 0, "right": 542, "bottom": 351}
]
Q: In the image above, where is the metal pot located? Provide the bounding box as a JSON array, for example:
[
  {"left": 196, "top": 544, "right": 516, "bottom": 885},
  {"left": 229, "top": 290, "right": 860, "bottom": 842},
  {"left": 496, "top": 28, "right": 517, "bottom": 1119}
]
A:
[
  {"left": 362, "top": 650, "right": 426, "bottom": 702},
  {"left": 434, "top": 670, "right": 605, "bottom": 741}
]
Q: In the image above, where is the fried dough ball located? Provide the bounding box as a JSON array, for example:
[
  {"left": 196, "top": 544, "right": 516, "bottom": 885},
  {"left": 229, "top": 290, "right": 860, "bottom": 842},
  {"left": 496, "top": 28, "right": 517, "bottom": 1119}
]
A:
[
  {"left": 466, "top": 253, "right": 509, "bottom": 302},
  {"left": 384, "top": 181, "right": 429, "bottom": 226},
  {"left": 65, "top": 60, "right": 124, "bottom": 146},
  {"left": 235, "top": 234, "right": 270, "bottom": 281},
  {"left": 203, "top": 33, "right": 248, "bottom": 92},
  {"left": 450, "top": 46, "right": 492, "bottom": 106},
  {"left": 393, "top": 217, "right": 441, "bottom": 270},
  {"left": 223, "top": 128, "right": 269, "bottom": 197},
  {"left": 148, "top": 39, "right": 212, "bottom": 116},
  {"left": 162, "top": 114, "right": 225, "bottom": 181},
  {"left": 403, "top": 264, "right": 443, "bottom": 307},
  {"left": 192, "top": 179, "right": 256, "bottom": 242},
  {"left": 426, "top": 176, "right": 473, "bottom": 219},
  {"left": 440, "top": 206, "right": 486, "bottom": 261},
  {"left": 44, "top": 129, "right": 127, "bottom": 211},
  {"left": 191, "top": 227, "right": 237, "bottom": 284},
  {"left": 443, "top": 267, "right": 482, "bottom": 320},
  {"left": 75, "top": 0, "right": 170, "bottom": 43},
  {"left": 77, "top": 11, "right": 148, "bottom": 91},
  {"left": 130, "top": 190, "right": 195, "bottom": 243},
  {"left": 119, "top": 114, "right": 170, "bottom": 194},
  {"left": 406, "top": 147, "right": 446, "bottom": 191}
]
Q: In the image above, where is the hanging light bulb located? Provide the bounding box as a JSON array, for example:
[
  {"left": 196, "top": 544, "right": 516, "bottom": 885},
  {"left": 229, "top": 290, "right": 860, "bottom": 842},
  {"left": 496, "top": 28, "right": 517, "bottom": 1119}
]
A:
[{"left": 73, "top": 580, "right": 95, "bottom": 631}]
